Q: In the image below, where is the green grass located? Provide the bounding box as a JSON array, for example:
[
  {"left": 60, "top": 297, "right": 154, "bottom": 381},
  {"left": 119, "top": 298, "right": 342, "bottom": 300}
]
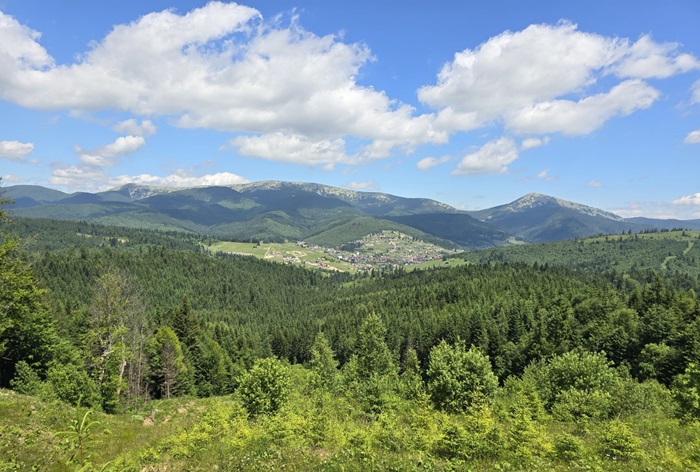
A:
[{"left": 208, "top": 241, "right": 358, "bottom": 272}]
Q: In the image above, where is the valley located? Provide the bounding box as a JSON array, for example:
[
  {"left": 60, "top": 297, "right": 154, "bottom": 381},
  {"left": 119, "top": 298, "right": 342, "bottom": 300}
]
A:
[
  {"left": 209, "top": 230, "right": 455, "bottom": 272},
  {"left": 3, "top": 186, "right": 700, "bottom": 471}
]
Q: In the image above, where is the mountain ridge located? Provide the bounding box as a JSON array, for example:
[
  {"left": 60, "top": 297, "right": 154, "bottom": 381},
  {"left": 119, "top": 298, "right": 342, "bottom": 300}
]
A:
[{"left": 4, "top": 181, "right": 700, "bottom": 247}]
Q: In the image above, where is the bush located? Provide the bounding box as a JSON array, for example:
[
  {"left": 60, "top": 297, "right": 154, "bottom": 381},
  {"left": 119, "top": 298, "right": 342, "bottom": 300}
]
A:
[
  {"left": 9, "top": 361, "right": 45, "bottom": 396},
  {"left": 238, "top": 357, "right": 290, "bottom": 418},
  {"left": 673, "top": 362, "right": 700, "bottom": 420},
  {"left": 599, "top": 420, "right": 639, "bottom": 461},
  {"left": 523, "top": 349, "right": 621, "bottom": 418},
  {"left": 46, "top": 363, "right": 100, "bottom": 408},
  {"left": 427, "top": 339, "right": 498, "bottom": 413},
  {"left": 554, "top": 433, "right": 584, "bottom": 463}
]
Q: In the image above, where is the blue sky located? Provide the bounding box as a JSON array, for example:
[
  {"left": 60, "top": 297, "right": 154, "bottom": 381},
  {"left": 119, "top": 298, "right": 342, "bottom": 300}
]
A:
[{"left": 1, "top": 1, "right": 699, "bottom": 218}]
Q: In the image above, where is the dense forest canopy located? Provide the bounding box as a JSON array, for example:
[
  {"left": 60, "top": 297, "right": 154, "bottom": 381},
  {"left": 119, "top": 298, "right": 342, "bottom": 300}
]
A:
[{"left": 3, "top": 210, "right": 700, "bottom": 470}]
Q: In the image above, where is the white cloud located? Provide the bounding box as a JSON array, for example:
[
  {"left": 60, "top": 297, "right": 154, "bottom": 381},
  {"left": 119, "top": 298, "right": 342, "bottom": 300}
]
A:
[
  {"left": 419, "top": 22, "right": 696, "bottom": 136},
  {"left": 685, "top": 130, "right": 700, "bottom": 144},
  {"left": 76, "top": 135, "right": 145, "bottom": 167},
  {"left": 587, "top": 180, "right": 603, "bottom": 187},
  {"left": 49, "top": 163, "right": 249, "bottom": 192},
  {"left": 0, "top": 5, "right": 444, "bottom": 165},
  {"left": 692, "top": 80, "right": 700, "bottom": 104},
  {"left": 230, "top": 133, "right": 356, "bottom": 166},
  {"left": 1, "top": 174, "right": 27, "bottom": 183},
  {"left": 1, "top": 11, "right": 697, "bottom": 169},
  {"left": 112, "top": 119, "right": 156, "bottom": 137},
  {"left": 0, "top": 140, "right": 34, "bottom": 160},
  {"left": 452, "top": 137, "right": 519, "bottom": 175},
  {"left": 506, "top": 79, "right": 659, "bottom": 136},
  {"left": 537, "top": 169, "right": 554, "bottom": 180},
  {"left": 347, "top": 180, "right": 377, "bottom": 190},
  {"left": 417, "top": 155, "right": 450, "bottom": 171},
  {"left": 111, "top": 171, "right": 250, "bottom": 188},
  {"left": 521, "top": 137, "right": 550, "bottom": 150},
  {"left": 614, "top": 35, "right": 700, "bottom": 79},
  {"left": 49, "top": 165, "right": 111, "bottom": 190},
  {"left": 672, "top": 193, "right": 700, "bottom": 206}
]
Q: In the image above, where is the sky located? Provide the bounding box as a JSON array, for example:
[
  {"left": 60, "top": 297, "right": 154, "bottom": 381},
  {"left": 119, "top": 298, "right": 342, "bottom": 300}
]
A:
[{"left": 0, "top": 0, "right": 699, "bottom": 219}]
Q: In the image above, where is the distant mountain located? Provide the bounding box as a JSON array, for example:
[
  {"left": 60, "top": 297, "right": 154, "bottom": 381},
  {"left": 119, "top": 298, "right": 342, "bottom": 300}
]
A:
[
  {"left": 467, "top": 193, "right": 641, "bottom": 242},
  {"left": 627, "top": 217, "right": 700, "bottom": 231},
  {"left": 5, "top": 183, "right": 699, "bottom": 247},
  {"left": 3, "top": 181, "right": 507, "bottom": 249},
  {"left": 3, "top": 185, "right": 68, "bottom": 208}
]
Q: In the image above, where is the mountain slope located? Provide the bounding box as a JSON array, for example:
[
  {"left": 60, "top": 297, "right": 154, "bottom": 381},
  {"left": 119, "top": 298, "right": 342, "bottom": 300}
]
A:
[
  {"left": 5, "top": 181, "right": 502, "bottom": 248},
  {"left": 468, "top": 193, "right": 640, "bottom": 242},
  {"left": 6, "top": 183, "right": 700, "bottom": 247}
]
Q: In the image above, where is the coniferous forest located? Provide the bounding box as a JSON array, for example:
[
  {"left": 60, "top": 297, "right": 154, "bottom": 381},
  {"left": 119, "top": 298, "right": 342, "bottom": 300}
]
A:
[{"left": 3, "top": 210, "right": 700, "bottom": 470}]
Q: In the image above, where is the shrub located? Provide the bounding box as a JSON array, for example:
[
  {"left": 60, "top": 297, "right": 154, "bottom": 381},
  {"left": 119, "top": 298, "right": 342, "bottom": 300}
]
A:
[
  {"left": 238, "top": 357, "right": 290, "bottom": 418},
  {"left": 427, "top": 339, "right": 498, "bottom": 413},
  {"left": 599, "top": 420, "right": 639, "bottom": 461}
]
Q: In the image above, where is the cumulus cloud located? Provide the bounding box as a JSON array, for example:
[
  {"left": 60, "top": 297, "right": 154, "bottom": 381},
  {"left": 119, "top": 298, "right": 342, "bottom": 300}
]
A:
[
  {"left": 112, "top": 119, "right": 156, "bottom": 137},
  {"left": 614, "top": 35, "right": 700, "bottom": 79},
  {"left": 506, "top": 79, "right": 659, "bottom": 136},
  {"left": 0, "top": 4, "right": 444, "bottom": 165},
  {"left": 0, "top": 140, "right": 33, "bottom": 160},
  {"left": 75, "top": 135, "right": 145, "bottom": 167},
  {"left": 452, "top": 137, "right": 519, "bottom": 175},
  {"left": 417, "top": 155, "right": 450, "bottom": 171},
  {"left": 49, "top": 165, "right": 111, "bottom": 190},
  {"left": 1, "top": 10, "right": 697, "bottom": 170},
  {"left": 672, "top": 193, "right": 700, "bottom": 206},
  {"left": 1, "top": 174, "right": 27, "bottom": 183},
  {"left": 112, "top": 171, "right": 250, "bottom": 188},
  {"left": 521, "top": 137, "right": 550, "bottom": 150},
  {"left": 419, "top": 22, "right": 697, "bottom": 136},
  {"left": 347, "top": 180, "right": 377, "bottom": 190},
  {"left": 685, "top": 130, "right": 700, "bottom": 144},
  {"left": 229, "top": 133, "right": 357, "bottom": 166},
  {"left": 49, "top": 164, "right": 249, "bottom": 192},
  {"left": 587, "top": 180, "right": 603, "bottom": 187}
]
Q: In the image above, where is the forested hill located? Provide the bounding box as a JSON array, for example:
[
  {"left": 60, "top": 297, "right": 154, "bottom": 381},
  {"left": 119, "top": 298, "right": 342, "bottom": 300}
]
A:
[
  {"left": 4, "top": 216, "right": 700, "bottom": 469},
  {"left": 457, "top": 230, "right": 700, "bottom": 286},
  {"left": 7, "top": 181, "right": 700, "bottom": 248}
]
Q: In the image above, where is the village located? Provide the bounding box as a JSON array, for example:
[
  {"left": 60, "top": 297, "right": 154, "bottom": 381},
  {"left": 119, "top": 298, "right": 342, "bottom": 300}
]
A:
[{"left": 210, "top": 230, "right": 455, "bottom": 273}]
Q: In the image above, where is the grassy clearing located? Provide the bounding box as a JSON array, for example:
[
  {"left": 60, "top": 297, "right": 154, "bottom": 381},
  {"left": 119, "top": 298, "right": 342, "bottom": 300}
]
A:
[{"left": 208, "top": 241, "right": 358, "bottom": 272}]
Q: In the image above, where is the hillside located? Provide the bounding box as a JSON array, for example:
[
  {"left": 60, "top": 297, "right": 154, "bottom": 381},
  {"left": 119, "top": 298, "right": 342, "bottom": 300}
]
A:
[
  {"left": 457, "top": 229, "right": 700, "bottom": 284},
  {"left": 6, "top": 182, "right": 700, "bottom": 249},
  {"left": 4, "top": 182, "right": 506, "bottom": 249},
  {"left": 3, "top": 217, "right": 700, "bottom": 470}
]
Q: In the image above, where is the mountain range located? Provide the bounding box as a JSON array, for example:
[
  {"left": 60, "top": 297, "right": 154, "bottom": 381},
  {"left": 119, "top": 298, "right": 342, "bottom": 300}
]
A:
[{"left": 4, "top": 181, "right": 700, "bottom": 249}]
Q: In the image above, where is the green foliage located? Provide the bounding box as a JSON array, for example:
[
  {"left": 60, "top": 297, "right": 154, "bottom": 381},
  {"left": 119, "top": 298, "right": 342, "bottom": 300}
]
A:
[
  {"left": 147, "top": 326, "right": 188, "bottom": 399},
  {"left": 598, "top": 419, "right": 640, "bottom": 461},
  {"left": 399, "top": 346, "right": 426, "bottom": 400},
  {"left": 433, "top": 403, "right": 501, "bottom": 461},
  {"left": 554, "top": 433, "right": 585, "bottom": 463},
  {"left": 193, "top": 337, "right": 235, "bottom": 396},
  {"left": 309, "top": 331, "right": 338, "bottom": 390},
  {"left": 46, "top": 363, "right": 101, "bottom": 408},
  {"left": 638, "top": 342, "right": 680, "bottom": 384},
  {"left": 673, "top": 362, "right": 700, "bottom": 420},
  {"left": 524, "top": 349, "right": 621, "bottom": 419},
  {"left": 355, "top": 313, "right": 397, "bottom": 379},
  {"left": 55, "top": 402, "right": 103, "bottom": 467},
  {"left": 238, "top": 357, "right": 291, "bottom": 418},
  {"left": 0, "top": 235, "right": 59, "bottom": 387},
  {"left": 9, "top": 361, "right": 44, "bottom": 397},
  {"left": 426, "top": 339, "right": 498, "bottom": 413}
]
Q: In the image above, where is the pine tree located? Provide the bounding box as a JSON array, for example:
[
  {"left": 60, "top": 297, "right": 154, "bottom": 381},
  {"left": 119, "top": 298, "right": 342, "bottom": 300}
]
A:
[
  {"left": 356, "top": 313, "right": 396, "bottom": 379},
  {"left": 309, "top": 331, "right": 338, "bottom": 390}
]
